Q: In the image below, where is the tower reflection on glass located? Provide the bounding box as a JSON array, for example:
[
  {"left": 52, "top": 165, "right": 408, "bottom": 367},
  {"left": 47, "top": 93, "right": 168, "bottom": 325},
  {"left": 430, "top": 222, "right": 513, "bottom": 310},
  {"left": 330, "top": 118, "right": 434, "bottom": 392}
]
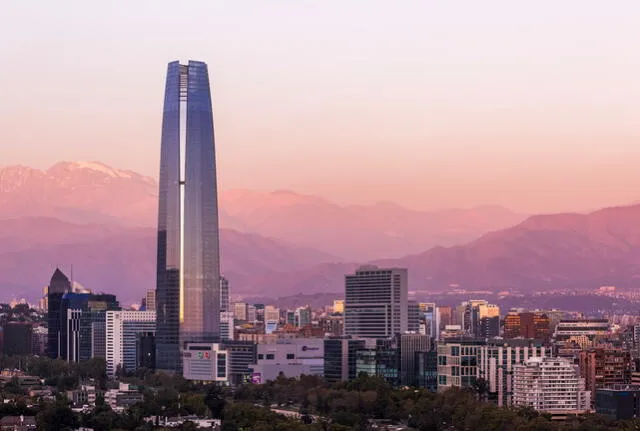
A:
[{"left": 155, "top": 60, "right": 221, "bottom": 372}]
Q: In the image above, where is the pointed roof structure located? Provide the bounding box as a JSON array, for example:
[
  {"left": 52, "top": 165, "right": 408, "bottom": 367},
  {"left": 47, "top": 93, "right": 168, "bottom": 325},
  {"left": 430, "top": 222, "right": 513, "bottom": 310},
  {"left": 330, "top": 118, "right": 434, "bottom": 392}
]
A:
[{"left": 48, "top": 268, "right": 71, "bottom": 295}]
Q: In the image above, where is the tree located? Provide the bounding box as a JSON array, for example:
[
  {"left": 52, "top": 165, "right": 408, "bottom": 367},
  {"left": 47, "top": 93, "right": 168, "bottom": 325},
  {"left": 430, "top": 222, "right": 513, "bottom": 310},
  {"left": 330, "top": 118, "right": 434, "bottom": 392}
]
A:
[
  {"left": 36, "top": 401, "right": 79, "bottom": 431},
  {"left": 204, "top": 384, "right": 227, "bottom": 419}
]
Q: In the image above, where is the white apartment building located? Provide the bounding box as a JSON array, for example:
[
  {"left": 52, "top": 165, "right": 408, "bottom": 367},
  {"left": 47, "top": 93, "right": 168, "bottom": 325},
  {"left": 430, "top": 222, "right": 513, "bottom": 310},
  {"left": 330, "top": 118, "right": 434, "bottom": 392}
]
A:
[
  {"left": 106, "top": 310, "right": 156, "bottom": 376},
  {"left": 478, "top": 340, "right": 549, "bottom": 406},
  {"left": 513, "top": 356, "right": 591, "bottom": 412}
]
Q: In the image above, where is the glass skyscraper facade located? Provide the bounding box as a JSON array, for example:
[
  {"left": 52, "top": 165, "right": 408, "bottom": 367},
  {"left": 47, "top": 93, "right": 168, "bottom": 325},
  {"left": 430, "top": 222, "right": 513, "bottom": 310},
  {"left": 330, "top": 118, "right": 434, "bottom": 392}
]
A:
[{"left": 156, "top": 60, "right": 221, "bottom": 372}]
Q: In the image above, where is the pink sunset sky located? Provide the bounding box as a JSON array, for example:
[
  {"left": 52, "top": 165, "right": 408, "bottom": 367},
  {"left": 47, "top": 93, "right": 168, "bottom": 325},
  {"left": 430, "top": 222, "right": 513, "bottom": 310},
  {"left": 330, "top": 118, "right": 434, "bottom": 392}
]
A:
[{"left": 0, "top": 1, "right": 639, "bottom": 213}]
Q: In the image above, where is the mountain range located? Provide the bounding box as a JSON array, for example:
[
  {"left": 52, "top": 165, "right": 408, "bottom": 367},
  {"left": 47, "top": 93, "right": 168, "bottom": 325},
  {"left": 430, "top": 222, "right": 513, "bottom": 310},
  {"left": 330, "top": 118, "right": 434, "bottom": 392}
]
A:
[
  {"left": 0, "top": 162, "right": 525, "bottom": 260},
  {"left": 2, "top": 161, "right": 639, "bottom": 304}
]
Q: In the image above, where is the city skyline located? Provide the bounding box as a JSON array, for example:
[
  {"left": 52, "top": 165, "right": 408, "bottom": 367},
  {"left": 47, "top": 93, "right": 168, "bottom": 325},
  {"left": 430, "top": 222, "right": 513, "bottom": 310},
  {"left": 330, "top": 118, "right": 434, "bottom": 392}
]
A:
[{"left": 1, "top": 1, "right": 639, "bottom": 213}]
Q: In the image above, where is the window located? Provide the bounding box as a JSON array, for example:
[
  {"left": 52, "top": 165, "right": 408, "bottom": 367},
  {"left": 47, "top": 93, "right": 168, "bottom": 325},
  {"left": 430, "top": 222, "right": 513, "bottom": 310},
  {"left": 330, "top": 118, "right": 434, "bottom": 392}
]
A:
[
  {"left": 257, "top": 354, "right": 264, "bottom": 360},
  {"left": 266, "top": 354, "right": 275, "bottom": 360},
  {"left": 286, "top": 353, "right": 295, "bottom": 360}
]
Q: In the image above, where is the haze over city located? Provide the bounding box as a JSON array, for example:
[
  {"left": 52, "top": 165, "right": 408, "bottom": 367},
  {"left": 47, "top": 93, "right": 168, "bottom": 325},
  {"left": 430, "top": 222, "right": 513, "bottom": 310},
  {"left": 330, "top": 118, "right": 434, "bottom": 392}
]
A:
[{"left": 2, "top": 1, "right": 639, "bottom": 212}]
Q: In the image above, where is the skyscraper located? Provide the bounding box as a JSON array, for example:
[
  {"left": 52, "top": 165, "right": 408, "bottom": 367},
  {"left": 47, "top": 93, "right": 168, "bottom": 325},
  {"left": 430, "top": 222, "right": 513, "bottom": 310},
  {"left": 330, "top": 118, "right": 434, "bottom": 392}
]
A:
[
  {"left": 47, "top": 268, "right": 71, "bottom": 359},
  {"left": 156, "top": 60, "right": 222, "bottom": 372},
  {"left": 344, "top": 266, "right": 408, "bottom": 338},
  {"left": 220, "top": 276, "right": 229, "bottom": 312}
]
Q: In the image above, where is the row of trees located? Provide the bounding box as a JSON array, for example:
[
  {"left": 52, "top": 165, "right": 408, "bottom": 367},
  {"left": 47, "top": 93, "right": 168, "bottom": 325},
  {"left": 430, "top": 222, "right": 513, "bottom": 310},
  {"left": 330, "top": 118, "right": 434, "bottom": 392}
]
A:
[
  {"left": 227, "top": 373, "right": 640, "bottom": 431},
  {"left": 7, "top": 358, "right": 640, "bottom": 431}
]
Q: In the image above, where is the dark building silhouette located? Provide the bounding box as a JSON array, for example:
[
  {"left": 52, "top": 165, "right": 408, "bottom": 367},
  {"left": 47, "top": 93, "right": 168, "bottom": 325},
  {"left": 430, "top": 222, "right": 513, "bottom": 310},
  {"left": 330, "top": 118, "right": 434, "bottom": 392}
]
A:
[
  {"left": 3, "top": 322, "right": 32, "bottom": 356},
  {"left": 156, "top": 60, "right": 222, "bottom": 372},
  {"left": 59, "top": 292, "right": 119, "bottom": 362},
  {"left": 596, "top": 385, "right": 640, "bottom": 420},
  {"left": 221, "top": 340, "right": 257, "bottom": 386},
  {"left": 324, "top": 337, "right": 366, "bottom": 383},
  {"left": 137, "top": 332, "right": 156, "bottom": 370},
  {"left": 47, "top": 268, "right": 71, "bottom": 358}
]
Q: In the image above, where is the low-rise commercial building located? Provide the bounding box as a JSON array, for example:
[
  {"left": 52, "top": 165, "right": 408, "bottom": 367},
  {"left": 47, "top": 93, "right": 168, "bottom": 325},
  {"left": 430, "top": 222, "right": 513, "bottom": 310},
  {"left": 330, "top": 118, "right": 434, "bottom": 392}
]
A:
[{"left": 248, "top": 338, "right": 324, "bottom": 382}]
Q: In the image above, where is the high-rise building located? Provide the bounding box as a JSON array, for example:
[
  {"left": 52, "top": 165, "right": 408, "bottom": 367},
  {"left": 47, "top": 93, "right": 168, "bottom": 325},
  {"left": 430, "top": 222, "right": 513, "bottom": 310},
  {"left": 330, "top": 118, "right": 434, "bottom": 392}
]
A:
[
  {"left": 295, "top": 306, "right": 312, "bottom": 328},
  {"left": 220, "top": 311, "right": 234, "bottom": 341},
  {"left": 145, "top": 290, "right": 156, "bottom": 312},
  {"left": 580, "top": 347, "right": 632, "bottom": 406},
  {"left": 155, "top": 60, "right": 222, "bottom": 372},
  {"left": 513, "top": 356, "right": 591, "bottom": 412},
  {"left": 333, "top": 300, "right": 344, "bottom": 314},
  {"left": 137, "top": 332, "right": 156, "bottom": 370},
  {"left": 419, "top": 303, "right": 439, "bottom": 339},
  {"left": 247, "top": 305, "right": 257, "bottom": 323},
  {"left": 478, "top": 339, "right": 549, "bottom": 406},
  {"left": 232, "top": 302, "right": 248, "bottom": 322},
  {"left": 106, "top": 310, "right": 156, "bottom": 376},
  {"left": 344, "top": 266, "right": 408, "bottom": 338},
  {"left": 47, "top": 268, "right": 71, "bottom": 358},
  {"left": 398, "top": 333, "right": 431, "bottom": 386},
  {"left": 437, "top": 306, "right": 452, "bottom": 331},
  {"left": 407, "top": 301, "right": 420, "bottom": 333},
  {"left": 59, "top": 292, "right": 119, "bottom": 363},
  {"left": 220, "top": 276, "right": 229, "bottom": 312}
]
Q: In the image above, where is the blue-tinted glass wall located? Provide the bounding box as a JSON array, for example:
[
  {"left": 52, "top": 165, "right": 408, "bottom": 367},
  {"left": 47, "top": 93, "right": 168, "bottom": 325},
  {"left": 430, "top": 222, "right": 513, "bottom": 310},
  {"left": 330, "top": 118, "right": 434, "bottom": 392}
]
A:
[{"left": 156, "top": 61, "right": 221, "bottom": 372}]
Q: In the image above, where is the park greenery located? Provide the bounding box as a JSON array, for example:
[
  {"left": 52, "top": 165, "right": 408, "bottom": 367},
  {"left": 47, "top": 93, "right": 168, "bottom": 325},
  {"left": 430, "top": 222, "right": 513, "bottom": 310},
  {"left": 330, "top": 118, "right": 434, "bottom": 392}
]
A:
[{"left": 1, "top": 356, "right": 640, "bottom": 430}]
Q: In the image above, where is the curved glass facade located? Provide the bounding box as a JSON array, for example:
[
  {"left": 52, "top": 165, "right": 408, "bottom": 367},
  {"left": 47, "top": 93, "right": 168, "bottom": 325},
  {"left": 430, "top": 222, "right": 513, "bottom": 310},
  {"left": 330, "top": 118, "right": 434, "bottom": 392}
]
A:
[{"left": 156, "top": 60, "right": 221, "bottom": 372}]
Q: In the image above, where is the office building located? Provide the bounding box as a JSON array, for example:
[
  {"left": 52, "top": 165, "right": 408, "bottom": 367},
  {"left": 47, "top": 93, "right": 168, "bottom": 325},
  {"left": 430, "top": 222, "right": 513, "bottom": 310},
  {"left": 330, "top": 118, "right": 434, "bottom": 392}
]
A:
[
  {"left": 416, "top": 350, "right": 438, "bottom": 392},
  {"left": 553, "top": 319, "right": 610, "bottom": 348},
  {"left": 324, "top": 337, "right": 366, "bottom": 383},
  {"left": 333, "top": 299, "right": 344, "bottom": 314},
  {"left": 344, "top": 266, "right": 408, "bottom": 338},
  {"left": 505, "top": 311, "right": 551, "bottom": 340},
  {"left": 320, "top": 315, "right": 344, "bottom": 337},
  {"left": 478, "top": 339, "right": 549, "bottom": 406},
  {"left": 60, "top": 292, "right": 119, "bottom": 363},
  {"left": 249, "top": 338, "right": 324, "bottom": 382},
  {"left": 47, "top": 268, "right": 71, "bottom": 358},
  {"left": 232, "top": 302, "right": 248, "bottom": 322},
  {"left": 106, "top": 310, "right": 156, "bottom": 376},
  {"left": 294, "top": 306, "right": 311, "bottom": 328},
  {"left": 220, "top": 276, "right": 230, "bottom": 312},
  {"left": 220, "top": 311, "right": 234, "bottom": 341},
  {"left": 438, "top": 306, "right": 452, "bottom": 331},
  {"left": 596, "top": 385, "right": 640, "bottom": 420},
  {"left": 419, "top": 303, "right": 439, "bottom": 339},
  {"left": 398, "top": 333, "right": 431, "bottom": 386},
  {"left": 32, "top": 326, "right": 47, "bottom": 356},
  {"left": 155, "top": 60, "right": 222, "bottom": 372},
  {"left": 221, "top": 340, "right": 257, "bottom": 386},
  {"left": 437, "top": 337, "right": 485, "bottom": 391},
  {"left": 513, "top": 357, "right": 591, "bottom": 412},
  {"left": 137, "top": 332, "right": 156, "bottom": 370},
  {"left": 247, "top": 305, "right": 257, "bottom": 323},
  {"left": 407, "top": 301, "right": 420, "bottom": 333},
  {"left": 580, "top": 347, "right": 632, "bottom": 406},
  {"left": 182, "top": 343, "right": 228, "bottom": 383},
  {"left": 144, "top": 290, "right": 156, "bottom": 312},
  {"left": 3, "top": 322, "right": 32, "bottom": 356}
]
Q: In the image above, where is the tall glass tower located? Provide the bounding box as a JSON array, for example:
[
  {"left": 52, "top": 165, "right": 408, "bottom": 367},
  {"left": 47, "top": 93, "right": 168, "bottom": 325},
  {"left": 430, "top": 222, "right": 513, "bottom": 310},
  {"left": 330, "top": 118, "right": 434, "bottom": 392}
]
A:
[{"left": 156, "top": 60, "right": 221, "bottom": 372}]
